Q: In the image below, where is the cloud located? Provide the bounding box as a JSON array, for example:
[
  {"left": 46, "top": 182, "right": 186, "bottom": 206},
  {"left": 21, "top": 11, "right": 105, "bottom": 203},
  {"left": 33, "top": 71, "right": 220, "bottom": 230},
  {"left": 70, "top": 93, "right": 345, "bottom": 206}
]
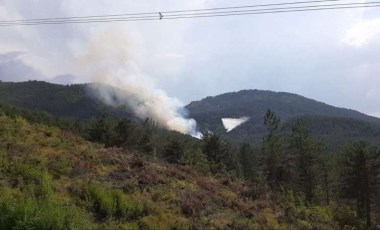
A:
[
  {"left": 343, "top": 18, "right": 380, "bottom": 47},
  {"left": 365, "top": 88, "right": 379, "bottom": 100},
  {"left": 0, "top": 51, "right": 45, "bottom": 82}
]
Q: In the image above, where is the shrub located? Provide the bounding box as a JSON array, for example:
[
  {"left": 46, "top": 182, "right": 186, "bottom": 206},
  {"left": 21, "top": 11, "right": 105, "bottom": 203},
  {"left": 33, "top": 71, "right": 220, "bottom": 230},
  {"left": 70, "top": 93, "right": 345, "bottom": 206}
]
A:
[
  {"left": 181, "top": 193, "right": 206, "bottom": 217},
  {"left": 99, "top": 222, "right": 140, "bottom": 230},
  {"left": 0, "top": 188, "right": 91, "bottom": 230},
  {"left": 8, "top": 162, "right": 53, "bottom": 199},
  {"left": 287, "top": 204, "right": 337, "bottom": 230},
  {"left": 332, "top": 204, "right": 361, "bottom": 229},
  {"left": 84, "top": 184, "right": 116, "bottom": 219},
  {"left": 256, "top": 208, "right": 281, "bottom": 230},
  {"left": 114, "top": 190, "right": 147, "bottom": 220},
  {"left": 231, "top": 217, "right": 260, "bottom": 230},
  {"left": 84, "top": 184, "right": 147, "bottom": 221},
  {"left": 48, "top": 155, "right": 73, "bottom": 177},
  {"left": 0, "top": 149, "right": 8, "bottom": 172},
  {"left": 179, "top": 148, "right": 210, "bottom": 174},
  {"left": 139, "top": 214, "right": 189, "bottom": 230}
]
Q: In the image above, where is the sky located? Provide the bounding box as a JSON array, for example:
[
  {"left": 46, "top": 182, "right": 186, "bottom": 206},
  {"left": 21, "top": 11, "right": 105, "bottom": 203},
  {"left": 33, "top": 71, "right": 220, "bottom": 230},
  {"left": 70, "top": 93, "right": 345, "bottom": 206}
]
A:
[{"left": 0, "top": 0, "right": 380, "bottom": 117}]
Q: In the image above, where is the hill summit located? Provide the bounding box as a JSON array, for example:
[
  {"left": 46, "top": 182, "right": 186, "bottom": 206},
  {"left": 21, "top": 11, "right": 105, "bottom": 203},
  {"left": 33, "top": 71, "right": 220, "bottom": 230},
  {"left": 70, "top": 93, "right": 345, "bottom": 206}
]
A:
[{"left": 186, "top": 90, "right": 380, "bottom": 147}]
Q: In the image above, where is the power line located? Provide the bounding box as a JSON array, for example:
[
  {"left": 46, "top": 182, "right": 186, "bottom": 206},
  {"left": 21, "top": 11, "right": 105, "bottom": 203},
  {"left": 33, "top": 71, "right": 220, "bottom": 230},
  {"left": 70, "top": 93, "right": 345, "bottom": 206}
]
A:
[
  {"left": 0, "top": 1, "right": 379, "bottom": 26},
  {"left": 166, "top": 4, "right": 380, "bottom": 20},
  {"left": 2, "top": 3, "right": 379, "bottom": 26},
  {"left": 153, "top": 1, "right": 380, "bottom": 17},
  {"left": 1, "top": 0, "right": 377, "bottom": 25},
  {"left": 0, "top": 0, "right": 347, "bottom": 23}
]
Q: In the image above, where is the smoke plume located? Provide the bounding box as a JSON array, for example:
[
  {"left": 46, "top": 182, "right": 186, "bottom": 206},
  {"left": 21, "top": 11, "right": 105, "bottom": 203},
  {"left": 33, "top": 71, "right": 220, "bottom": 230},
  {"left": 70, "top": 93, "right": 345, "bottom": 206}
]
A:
[{"left": 78, "top": 29, "right": 201, "bottom": 137}]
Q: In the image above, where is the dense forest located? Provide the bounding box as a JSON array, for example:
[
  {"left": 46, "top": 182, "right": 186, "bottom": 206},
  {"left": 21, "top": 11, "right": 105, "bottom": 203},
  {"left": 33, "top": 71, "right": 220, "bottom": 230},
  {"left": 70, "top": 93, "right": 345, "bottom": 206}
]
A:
[
  {"left": 187, "top": 89, "right": 380, "bottom": 148},
  {"left": 0, "top": 103, "right": 379, "bottom": 229},
  {"left": 2, "top": 81, "right": 380, "bottom": 150}
]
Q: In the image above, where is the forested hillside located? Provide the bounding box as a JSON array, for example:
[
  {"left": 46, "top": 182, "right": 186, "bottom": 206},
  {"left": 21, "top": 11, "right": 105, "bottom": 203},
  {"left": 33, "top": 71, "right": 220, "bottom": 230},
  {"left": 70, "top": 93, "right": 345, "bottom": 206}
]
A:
[
  {"left": 0, "top": 106, "right": 379, "bottom": 229},
  {"left": 2, "top": 81, "right": 380, "bottom": 150},
  {"left": 0, "top": 81, "right": 134, "bottom": 120},
  {"left": 282, "top": 115, "right": 380, "bottom": 150},
  {"left": 186, "top": 89, "right": 380, "bottom": 148}
]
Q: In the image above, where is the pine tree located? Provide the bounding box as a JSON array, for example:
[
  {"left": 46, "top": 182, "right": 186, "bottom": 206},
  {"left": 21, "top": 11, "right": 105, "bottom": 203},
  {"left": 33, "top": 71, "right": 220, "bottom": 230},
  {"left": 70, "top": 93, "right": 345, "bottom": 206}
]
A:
[
  {"left": 289, "top": 121, "right": 323, "bottom": 204},
  {"left": 163, "top": 138, "right": 184, "bottom": 163},
  {"left": 239, "top": 143, "right": 258, "bottom": 181},
  {"left": 262, "top": 109, "right": 286, "bottom": 187},
  {"left": 88, "top": 116, "right": 114, "bottom": 147},
  {"left": 340, "top": 142, "right": 380, "bottom": 228},
  {"left": 179, "top": 147, "right": 210, "bottom": 173},
  {"left": 202, "top": 133, "right": 230, "bottom": 173},
  {"left": 138, "top": 118, "right": 156, "bottom": 155},
  {"left": 113, "top": 118, "right": 134, "bottom": 147}
]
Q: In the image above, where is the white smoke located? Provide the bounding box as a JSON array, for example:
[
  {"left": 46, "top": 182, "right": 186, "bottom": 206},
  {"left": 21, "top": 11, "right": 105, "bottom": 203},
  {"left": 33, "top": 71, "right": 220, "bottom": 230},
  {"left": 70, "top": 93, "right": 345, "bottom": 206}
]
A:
[
  {"left": 222, "top": 116, "right": 250, "bottom": 132},
  {"left": 78, "top": 29, "right": 201, "bottom": 137}
]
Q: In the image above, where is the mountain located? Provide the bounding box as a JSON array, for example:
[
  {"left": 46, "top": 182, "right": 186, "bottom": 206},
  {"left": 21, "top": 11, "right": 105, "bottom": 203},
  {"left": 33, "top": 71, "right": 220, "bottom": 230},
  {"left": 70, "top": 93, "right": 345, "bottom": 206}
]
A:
[
  {"left": 186, "top": 90, "right": 380, "bottom": 148},
  {"left": 0, "top": 80, "right": 134, "bottom": 120},
  {"left": 1, "top": 81, "right": 379, "bottom": 149}
]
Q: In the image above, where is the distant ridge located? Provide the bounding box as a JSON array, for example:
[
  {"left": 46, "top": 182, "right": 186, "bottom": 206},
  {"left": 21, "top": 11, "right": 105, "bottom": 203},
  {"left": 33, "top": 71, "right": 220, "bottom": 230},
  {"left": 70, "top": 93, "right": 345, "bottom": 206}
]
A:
[
  {"left": 186, "top": 89, "right": 380, "bottom": 149},
  {"left": 187, "top": 89, "right": 379, "bottom": 123},
  {"left": 0, "top": 81, "right": 379, "bottom": 149},
  {"left": 0, "top": 80, "right": 134, "bottom": 120}
]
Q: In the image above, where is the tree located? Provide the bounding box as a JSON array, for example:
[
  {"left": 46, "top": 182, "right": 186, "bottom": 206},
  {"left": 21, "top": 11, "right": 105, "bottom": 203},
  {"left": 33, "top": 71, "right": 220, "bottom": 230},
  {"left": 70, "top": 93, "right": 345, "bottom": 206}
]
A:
[
  {"left": 202, "top": 133, "right": 230, "bottom": 173},
  {"left": 320, "top": 152, "right": 333, "bottom": 205},
  {"left": 239, "top": 143, "right": 258, "bottom": 181},
  {"left": 262, "top": 109, "right": 286, "bottom": 186},
  {"left": 264, "top": 109, "right": 280, "bottom": 137},
  {"left": 163, "top": 138, "right": 184, "bottom": 164},
  {"left": 113, "top": 118, "right": 134, "bottom": 147},
  {"left": 289, "top": 121, "right": 323, "bottom": 204},
  {"left": 138, "top": 118, "right": 156, "bottom": 155},
  {"left": 180, "top": 147, "right": 210, "bottom": 174},
  {"left": 88, "top": 116, "right": 114, "bottom": 147},
  {"left": 340, "top": 142, "right": 380, "bottom": 228}
]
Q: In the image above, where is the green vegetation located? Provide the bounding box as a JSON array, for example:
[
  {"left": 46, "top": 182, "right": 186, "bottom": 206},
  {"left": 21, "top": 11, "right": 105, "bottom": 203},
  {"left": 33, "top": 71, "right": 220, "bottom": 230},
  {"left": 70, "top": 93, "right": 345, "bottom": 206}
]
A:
[
  {"left": 283, "top": 115, "right": 380, "bottom": 150},
  {"left": 0, "top": 188, "right": 90, "bottom": 230},
  {"left": 1, "top": 82, "right": 380, "bottom": 229},
  {"left": 0, "top": 107, "right": 379, "bottom": 229}
]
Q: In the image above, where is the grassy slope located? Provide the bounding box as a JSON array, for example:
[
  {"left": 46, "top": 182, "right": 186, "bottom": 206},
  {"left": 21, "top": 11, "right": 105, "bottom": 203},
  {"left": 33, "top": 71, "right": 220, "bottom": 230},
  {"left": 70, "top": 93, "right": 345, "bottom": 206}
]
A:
[{"left": 0, "top": 115, "right": 344, "bottom": 229}]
